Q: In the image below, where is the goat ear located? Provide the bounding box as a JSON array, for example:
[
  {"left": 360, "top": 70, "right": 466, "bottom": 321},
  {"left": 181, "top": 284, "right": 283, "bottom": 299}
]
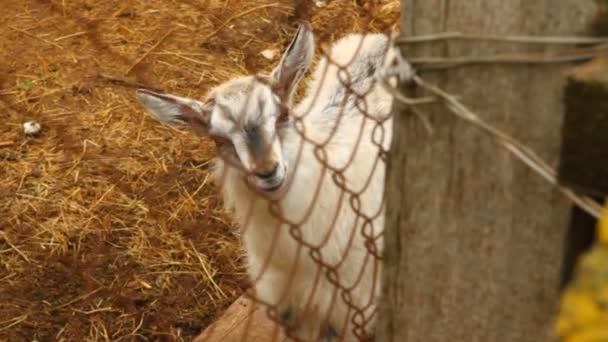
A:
[
  {"left": 271, "top": 21, "right": 314, "bottom": 103},
  {"left": 136, "top": 89, "right": 211, "bottom": 135}
]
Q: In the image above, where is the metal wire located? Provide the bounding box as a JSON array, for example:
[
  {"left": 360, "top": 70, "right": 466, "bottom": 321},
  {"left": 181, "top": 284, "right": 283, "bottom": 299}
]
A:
[{"left": 381, "top": 33, "right": 604, "bottom": 219}]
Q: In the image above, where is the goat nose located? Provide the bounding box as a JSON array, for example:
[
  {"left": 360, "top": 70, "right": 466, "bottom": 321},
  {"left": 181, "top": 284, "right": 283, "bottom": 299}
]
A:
[{"left": 255, "top": 163, "right": 279, "bottom": 179}]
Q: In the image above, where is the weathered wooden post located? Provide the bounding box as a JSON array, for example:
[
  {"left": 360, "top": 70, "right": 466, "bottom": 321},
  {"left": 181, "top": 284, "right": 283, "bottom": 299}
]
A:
[{"left": 378, "top": 1, "right": 598, "bottom": 341}]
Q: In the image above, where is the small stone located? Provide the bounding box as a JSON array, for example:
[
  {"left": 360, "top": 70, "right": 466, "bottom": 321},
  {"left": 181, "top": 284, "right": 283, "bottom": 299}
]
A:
[
  {"left": 315, "top": 0, "right": 329, "bottom": 7},
  {"left": 1, "top": 152, "right": 20, "bottom": 161},
  {"left": 23, "top": 121, "right": 41, "bottom": 136},
  {"left": 116, "top": 9, "right": 136, "bottom": 18},
  {"left": 72, "top": 83, "right": 92, "bottom": 95},
  {"left": 260, "top": 48, "right": 279, "bottom": 61},
  {"left": 30, "top": 165, "right": 42, "bottom": 178}
]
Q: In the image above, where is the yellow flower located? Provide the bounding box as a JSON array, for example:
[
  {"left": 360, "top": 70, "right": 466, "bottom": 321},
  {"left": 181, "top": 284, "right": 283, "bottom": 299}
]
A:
[
  {"left": 554, "top": 200, "right": 608, "bottom": 340},
  {"left": 557, "top": 291, "right": 602, "bottom": 334},
  {"left": 565, "top": 325, "right": 608, "bottom": 342}
]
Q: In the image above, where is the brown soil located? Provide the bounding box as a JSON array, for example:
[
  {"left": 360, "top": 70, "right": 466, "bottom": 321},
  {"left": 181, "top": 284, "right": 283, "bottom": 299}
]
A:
[{"left": 0, "top": 0, "right": 398, "bottom": 340}]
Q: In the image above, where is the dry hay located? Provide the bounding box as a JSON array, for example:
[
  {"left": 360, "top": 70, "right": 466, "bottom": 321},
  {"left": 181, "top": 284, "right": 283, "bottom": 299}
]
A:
[{"left": 0, "top": 0, "right": 399, "bottom": 340}]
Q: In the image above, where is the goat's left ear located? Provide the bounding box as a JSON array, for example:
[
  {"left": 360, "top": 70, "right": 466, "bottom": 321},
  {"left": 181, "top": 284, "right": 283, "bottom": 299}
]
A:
[
  {"left": 271, "top": 21, "right": 315, "bottom": 104},
  {"left": 136, "top": 89, "right": 211, "bottom": 135}
]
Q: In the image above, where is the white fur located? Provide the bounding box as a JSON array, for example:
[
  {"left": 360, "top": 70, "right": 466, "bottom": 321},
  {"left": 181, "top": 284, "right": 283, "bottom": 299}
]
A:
[{"left": 216, "top": 33, "right": 394, "bottom": 341}]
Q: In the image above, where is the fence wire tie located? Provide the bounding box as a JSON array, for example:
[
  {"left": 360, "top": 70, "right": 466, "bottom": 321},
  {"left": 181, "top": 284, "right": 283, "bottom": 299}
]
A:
[
  {"left": 377, "top": 46, "right": 435, "bottom": 134},
  {"left": 379, "top": 33, "right": 604, "bottom": 219}
]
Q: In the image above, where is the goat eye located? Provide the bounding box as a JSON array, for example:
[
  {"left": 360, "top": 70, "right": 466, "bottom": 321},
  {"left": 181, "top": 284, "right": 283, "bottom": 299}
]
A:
[{"left": 211, "top": 135, "right": 231, "bottom": 147}]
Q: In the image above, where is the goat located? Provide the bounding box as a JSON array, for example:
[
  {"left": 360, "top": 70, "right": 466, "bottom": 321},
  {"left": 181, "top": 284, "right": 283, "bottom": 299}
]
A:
[{"left": 136, "top": 21, "right": 394, "bottom": 341}]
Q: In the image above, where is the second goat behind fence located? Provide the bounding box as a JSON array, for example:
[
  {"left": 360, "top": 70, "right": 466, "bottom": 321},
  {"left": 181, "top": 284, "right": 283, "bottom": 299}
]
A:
[{"left": 136, "top": 21, "right": 394, "bottom": 341}]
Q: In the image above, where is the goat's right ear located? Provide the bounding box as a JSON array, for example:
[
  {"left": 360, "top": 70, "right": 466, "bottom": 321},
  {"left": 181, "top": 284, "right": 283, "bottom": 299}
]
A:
[
  {"left": 271, "top": 21, "right": 315, "bottom": 104},
  {"left": 136, "top": 89, "right": 211, "bottom": 135}
]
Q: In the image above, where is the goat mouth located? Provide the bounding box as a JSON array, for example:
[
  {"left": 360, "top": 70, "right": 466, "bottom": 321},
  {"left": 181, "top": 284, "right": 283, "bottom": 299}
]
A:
[
  {"left": 245, "top": 174, "right": 285, "bottom": 193},
  {"left": 260, "top": 182, "right": 283, "bottom": 193}
]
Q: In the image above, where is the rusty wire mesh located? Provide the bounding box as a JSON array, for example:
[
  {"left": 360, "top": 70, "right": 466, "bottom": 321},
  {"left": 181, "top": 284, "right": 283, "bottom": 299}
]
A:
[{"left": 179, "top": 25, "right": 396, "bottom": 342}]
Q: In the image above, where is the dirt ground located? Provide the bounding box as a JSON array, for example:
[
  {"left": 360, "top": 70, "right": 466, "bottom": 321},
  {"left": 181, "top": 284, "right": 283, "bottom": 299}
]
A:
[{"left": 0, "top": 0, "right": 398, "bottom": 340}]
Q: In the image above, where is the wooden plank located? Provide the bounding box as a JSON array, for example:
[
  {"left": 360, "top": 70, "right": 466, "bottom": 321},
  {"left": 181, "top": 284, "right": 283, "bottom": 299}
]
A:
[
  {"left": 193, "top": 295, "right": 284, "bottom": 342},
  {"left": 378, "top": 1, "right": 598, "bottom": 341}
]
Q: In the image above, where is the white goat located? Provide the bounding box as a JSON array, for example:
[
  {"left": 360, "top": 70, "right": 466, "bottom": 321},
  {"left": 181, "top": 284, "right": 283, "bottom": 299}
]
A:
[{"left": 136, "top": 22, "right": 394, "bottom": 341}]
